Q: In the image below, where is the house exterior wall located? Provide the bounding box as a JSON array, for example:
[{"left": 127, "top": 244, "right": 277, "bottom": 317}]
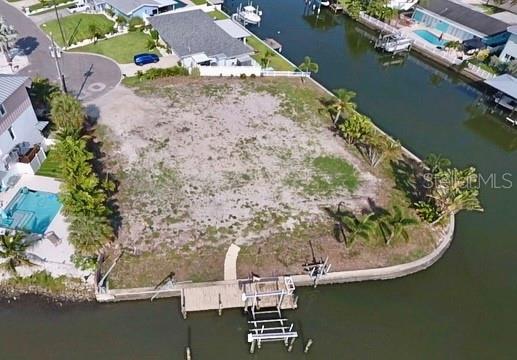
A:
[
  {"left": 0, "top": 85, "right": 43, "bottom": 158},
  {"left": 0, "top": 106, "right": 43, "bottom": 156},
  {"left": 500, "top": 33, "right": 517, "bottom": 62},
  {"left": 131, "top": 5, "right": 160, "bottom": 18}
]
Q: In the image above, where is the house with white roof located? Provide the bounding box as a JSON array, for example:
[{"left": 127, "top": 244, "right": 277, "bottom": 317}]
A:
[
  {"left": 94, "top": 0, "right": 183, "bottom": 18},
  {"left": 0, "top": 75, "right": 47, "bottom": 190}
]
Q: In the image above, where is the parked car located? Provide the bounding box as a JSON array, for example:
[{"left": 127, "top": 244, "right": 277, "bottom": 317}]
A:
[
  {"left": 133, "top": 53, "right": 160, "bottom": 66},
  {"left": 67, "top": 4, "right": 90, "bottom": 13}
]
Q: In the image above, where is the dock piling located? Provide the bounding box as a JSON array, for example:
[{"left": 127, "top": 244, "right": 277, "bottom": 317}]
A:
[
  {"left": 304, "top": 339, "right": 313, "bottom": 353},
  {"left": 287, "top": 337, "right": 296, "bottom": 352}
]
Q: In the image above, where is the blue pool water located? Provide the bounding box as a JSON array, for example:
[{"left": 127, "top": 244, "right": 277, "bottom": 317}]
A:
[
  {"left": 413, "top": 29, "right": 445, "bottom": 46},
  {"left": 0, "top": 187, "right": 61, "bottom": 234}
]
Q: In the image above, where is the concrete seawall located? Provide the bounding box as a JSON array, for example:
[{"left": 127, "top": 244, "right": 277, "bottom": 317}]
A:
[{"left": 98, "top": 215, "right": 454, "bottom": 303}]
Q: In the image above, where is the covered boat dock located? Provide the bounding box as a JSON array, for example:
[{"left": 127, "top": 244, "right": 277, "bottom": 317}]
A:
[{"left": 484, "top": 74, "right": 517, "bottom": 125}]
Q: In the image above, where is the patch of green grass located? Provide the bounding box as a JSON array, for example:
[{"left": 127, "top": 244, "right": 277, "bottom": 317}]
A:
[
  {"left": 70, "top": 32, "right": 159, "bottom": 64},
  {"left": 246, "top": 36, "right": 295, "bottom": 71},
  {"left": 37, "top": 150, "right": 61, "bottom": 178},
  {"left": 287, "top": 155, "right": 358, "bottom": 195},
  {"left": 192, "top": 0, "right": 207, "bottom": 4},
  {"left": 468, "top": 59, "right": 499, "bottom": 75},
  {"left": 41, "top": 14, "right": 115, "bottom": 47},
  {"left": 5, "top": 271, "right": 67, "bottom": 293},
  {"left": 29, "top": 0, "right": 70, "bottom": 11},
  {"left": 252, "top": 79, "right": 326, "bottom": 124},
  {"left": 207, "top": 9, "right": 229, "bottom": 20}
]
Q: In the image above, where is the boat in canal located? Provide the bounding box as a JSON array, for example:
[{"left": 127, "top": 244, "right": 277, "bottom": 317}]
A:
[{"left": 235, "top": 2, "right": 262, "bottom": 25}]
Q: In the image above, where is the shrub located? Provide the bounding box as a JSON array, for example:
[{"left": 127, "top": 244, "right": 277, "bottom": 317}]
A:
[
  {"left": 507, "top": 60, "right": 517, "bottom": 76},
  {"left": 128, "top": 16, "right": 144, "bottom": 32},
  {"left": 116, "top": 15, "right": 127, "bottom": 25},
  {"left": 140, "top": 66, "right": 189, "bottom": 80},
  {"left": 240, "top": 73, "right": 247, "bottom": 79},
  {"left": 105, "top": 7, "right": 115, "bottom": 17},
  {"left": 476, "top": 49, "right": 490, "bottom": 62}
]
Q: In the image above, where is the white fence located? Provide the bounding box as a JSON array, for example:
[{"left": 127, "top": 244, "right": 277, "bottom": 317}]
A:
[
  {"left": 197, "top": 65, "right": 262, "bottom": 77},
  {"left": 261, "top": 70, "right": 310, "bottom": 78},
  {"left": 359, "top": 12, "right": 399, "bottom": 34}
]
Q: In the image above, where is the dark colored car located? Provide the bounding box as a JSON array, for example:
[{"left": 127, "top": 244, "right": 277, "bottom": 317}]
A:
[{"left": 133, "top": 53, "right": 159, "bottom": 66}]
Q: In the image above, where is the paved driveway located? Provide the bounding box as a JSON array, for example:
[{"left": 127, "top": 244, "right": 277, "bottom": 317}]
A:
[{"left": 0, "top": 0, "right": 121, "bottom": 102}]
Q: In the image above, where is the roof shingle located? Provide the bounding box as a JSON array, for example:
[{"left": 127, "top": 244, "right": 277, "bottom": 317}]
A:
[
  {"left": 149, "top": 10, "right": 252, "bottom": 58},
  {"left": 0, "top": 75, "right": 30, "bottom": 104}
]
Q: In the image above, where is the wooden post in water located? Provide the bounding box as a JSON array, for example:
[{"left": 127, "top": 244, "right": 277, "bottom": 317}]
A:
[
  {"left": 249, "top": 340, "right": 256, "bottom": 354},
  {"left": 287, "top": 337, "right": 296, "bottom": 352},
  {"left": 185, "top": 346, "right": 191, "bottom": 360},
  {"left": 218, "top": 293, "right": 222, "bottom": 316},
  {"left": 304, "top": 339, "right": 313, "bottom": 353},
  {"left": 293, "top": 295, "right": 299, "bottom": 309}
]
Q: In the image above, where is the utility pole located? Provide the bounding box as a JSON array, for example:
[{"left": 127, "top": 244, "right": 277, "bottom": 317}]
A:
[
  {"left": 53, "top": 0, "right": 66, "bottom": 47},
  {"left": 49, "top": 32, "right": 67, "bottom": 93}
]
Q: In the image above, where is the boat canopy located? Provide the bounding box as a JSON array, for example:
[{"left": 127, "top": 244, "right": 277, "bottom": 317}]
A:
[{"left": 485, "top": 74, "right": 517, "bottom": 99}]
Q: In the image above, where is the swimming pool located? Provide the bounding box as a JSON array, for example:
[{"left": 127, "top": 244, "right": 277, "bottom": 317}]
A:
[
  {"left": 0, "top": 187, "right": 61, "bottom": 234},
  {"left": 413, "top": 29, "right": 445, "bottom": 46}
]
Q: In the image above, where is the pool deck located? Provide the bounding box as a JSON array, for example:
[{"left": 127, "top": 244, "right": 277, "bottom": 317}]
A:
[{"left": 0, "top": 175, "right": 85, "bottom": 279}]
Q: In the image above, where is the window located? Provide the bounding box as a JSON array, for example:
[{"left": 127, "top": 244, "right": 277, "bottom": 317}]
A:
[
  {"left": 8, "top": 127, "right": 15, "bottom": 141},
  {"left": 0, "top": 104, "right": 5, "bottom": 117}
]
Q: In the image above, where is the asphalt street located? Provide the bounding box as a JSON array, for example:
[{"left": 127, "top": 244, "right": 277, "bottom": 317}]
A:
[{"left": 0, "top": 0, "right": 121, "bottom": 101}]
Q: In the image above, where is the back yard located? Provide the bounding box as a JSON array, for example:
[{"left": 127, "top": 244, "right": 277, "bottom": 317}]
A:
[{"left": 94, "top": 77, "right": 437, "bottom": 288}]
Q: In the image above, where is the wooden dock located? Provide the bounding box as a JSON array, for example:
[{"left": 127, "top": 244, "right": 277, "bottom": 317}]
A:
[{"left": 180, "top": 276, "right": 297, "bottom": 318}]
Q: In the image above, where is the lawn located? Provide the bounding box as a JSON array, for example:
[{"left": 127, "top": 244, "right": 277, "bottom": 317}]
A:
[
  {"left": 37, "top": 150, "right": 61, "bottom": 178},
  {"left": 41, "top": 14, "right": 114, "bottom": 47},
  {"left": 191, "top": 0, "right": 207, "bottom": 4},
  {"left": 207, "top": 9, "right": 229, "bottom": 20},
  {"left": 71, "top": 32, "right": 159, "bottom": 64},
  {"left": 246, "top": 36, "right": 296, "bottom": 71}
]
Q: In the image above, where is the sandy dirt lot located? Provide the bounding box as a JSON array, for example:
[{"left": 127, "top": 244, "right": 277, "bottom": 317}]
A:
[{"left": 92, "top": 77, "right": 435, "bottom": 286}]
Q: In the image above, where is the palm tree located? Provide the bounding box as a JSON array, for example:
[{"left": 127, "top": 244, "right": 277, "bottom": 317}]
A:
[
  {"left": 68, "top": 214, "right": 113, "bottom": 255},
  {"left": 424, "top": 153, "right": 451, "bottom": 174},
  {"left": 378, "top": 206, "right": 418, "bottom": 245},
  {"left": 50, "top": 93, "right": 85, "bottom": 137},
  {"left": 88, "top": 24, "right": 100, "bottom": 44},
  {"left": 328, "top": 88, "right": 357, "bottom": 125},
  {"left": 0, "top": 232, "right": 34, "bottom": 274},
  {"left": 29, "top": 76, "right": 59, "bottom": 117},
  {"left": 260, "top": 49, "right": 275, "bottom": 69},
  {"left": 339, "top": 213, "right": 376, "bottom": 248},
  {"left": 0, "top": 17, "right": 17, "bottom": 66},
  {"left": 299, "top": 56, "right": 319, "bottom": 74}
]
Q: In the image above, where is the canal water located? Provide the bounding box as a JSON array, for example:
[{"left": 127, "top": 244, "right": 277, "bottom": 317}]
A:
[{"left": 2, "top": 1, "right": 517, "bottom": 358}]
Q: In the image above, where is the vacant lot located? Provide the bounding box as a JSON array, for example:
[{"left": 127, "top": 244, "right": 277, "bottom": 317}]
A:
[
  {"left": 41, "top": 14, "right": 114, "bottom": 47},
  {"left": 71, "top": 32, "right": 159, "bottom": 63},
  {"left": 94, "top": 77, "right": 436, "bottom": 287}
]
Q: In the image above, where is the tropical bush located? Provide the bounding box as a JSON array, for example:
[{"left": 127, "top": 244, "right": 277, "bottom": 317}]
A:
[
  {"left": 136, "top": 65, "right": 189, "bottom": 81},
  {"left": 0, "top": 231, "right": 34, "bottom": 274},
  {"left": 48, "top": 90, "right": 115, "bottom": 257},
  {"left": 128, "top": 16, "right": 144, "bottom": 32}
]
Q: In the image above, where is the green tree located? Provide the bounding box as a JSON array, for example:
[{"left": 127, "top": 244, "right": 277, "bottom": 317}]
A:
[
  {"left": 378, "top": 206, "right": 418, "bottom": 245},
  {"left": 361, "top": 135, "right": 400, "bottom": 168},
  {"left": 328, "top": 88, "right": 357, "bottom": 125},
  {"left": 68, "top": 215, "right": 113, "bottom": 255},
  {"left": 341, "top": 0, "right": 363, "bottom": 19},
  {"left": 50, "top": 93, "right": 85, "bottom": 137},
  {"left": 430, "top": 167, "right": 484, "bottom": 222},
  {"left": 88, "top": 24, "right": 101, "bottom": 44},
  {"left": 339, "top": 213, "right": 377, "bottom": 248},
  {"left": 29, "top": 76, "right": 59, "bottom": 117},
  {"left": 338, "top": 111, "right": 373, "bottom": 145},
  {"left": 299, "top": 56, "right": 319, "bottom": 74},
  {"left": 0, "top": 232, "right": 34, "bottom": 274},
  {"left": 424, "top": 153, "right": 451, "bottom": 174},
  {"left": 260, "top": 49, "right": 275, "bottom": 69}
]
